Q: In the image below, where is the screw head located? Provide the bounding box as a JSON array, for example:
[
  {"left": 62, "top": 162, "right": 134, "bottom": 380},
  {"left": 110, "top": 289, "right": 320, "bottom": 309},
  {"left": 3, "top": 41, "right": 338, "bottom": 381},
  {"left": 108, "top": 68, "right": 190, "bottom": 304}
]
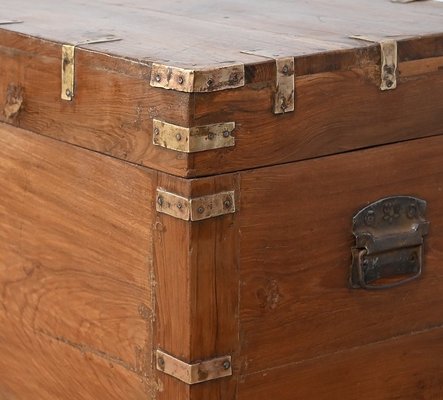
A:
[
  {"left": 176, "top": 133, "right": 182, "bottom": 141},
  {"left": 197, "top": 206, "right": 205, "bottom": 214},
  {"left": 65, "top": 88, "right": 72, "bottom": 98},
  {"left": 223, "top": 199, "right": 232, "bottom": 209},
  {"left": 222, "top": 130, "right": 230, "bottom": 138},
  {"left": 177, "top": 203, "right": 182, "bottom": 209},
  {"left": 177, "top": 76, "right": 184, "bottom": 84},
  {"left": 157, "top": 196, "right": 163, "bottom": 206},
  {"left": 154, "top": 127, "right": 160, "bottom": 136},
  {"left": 222, "top": 360, "right": 231, "bottom": 370},
  {"left": 282, "top": 64, "right": 289, "bottom": 74},
  {"left": 207, "top": 78, "right": 214, "bottom": 87},
  {"left": 386, "top": 80, "right": 394, "bottom": 88},
  {"left": 158, "top": 357, "right": 165, "bottom": 369},
  {"left": 207, "top": 132, "right": 215, "bottom": 140},
  {"left": 155, "top": 74, "right": 161, "bottom": 82}
]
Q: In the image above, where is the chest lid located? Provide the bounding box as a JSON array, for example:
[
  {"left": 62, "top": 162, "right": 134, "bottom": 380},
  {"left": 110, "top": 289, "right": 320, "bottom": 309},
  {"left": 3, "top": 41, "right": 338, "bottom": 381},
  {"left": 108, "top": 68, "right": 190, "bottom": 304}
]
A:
[{"left": 1, "top": 0, "right": 443, "bottom": 177}]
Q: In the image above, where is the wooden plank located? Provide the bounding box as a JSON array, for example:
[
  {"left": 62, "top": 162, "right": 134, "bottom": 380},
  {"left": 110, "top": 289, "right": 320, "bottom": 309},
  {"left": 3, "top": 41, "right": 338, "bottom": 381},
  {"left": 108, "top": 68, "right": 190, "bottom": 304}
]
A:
[
  {"left": 0, "top": 30, "right": 191, "bottom": 177},
  {"left": 0, "top": 123, "right": 155, "bottom": 395},
  {"left": 153, "top": 172, "right": 240, "bottom": 400},
  {"left": 191, "top": 66, "right": 443, "bottom": 176},
  {"left": 2, "top": 0, "right": 443, "bottom": 65},
  {"left": 238, "top": 134, "right": 443, "bottom": 373},
  {"left": 0, "top": 324, "right": 148, "bottom": 400},
  {"left": 238, "top": 326, "right": 443, "bottom": 400}
]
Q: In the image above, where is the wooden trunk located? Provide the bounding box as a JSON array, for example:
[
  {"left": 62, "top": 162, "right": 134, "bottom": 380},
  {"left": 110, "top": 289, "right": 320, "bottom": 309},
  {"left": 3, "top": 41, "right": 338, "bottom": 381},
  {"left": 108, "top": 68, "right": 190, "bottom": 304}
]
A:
[{"left": 1, "top": 1, "right": 443, "bottom": 399}]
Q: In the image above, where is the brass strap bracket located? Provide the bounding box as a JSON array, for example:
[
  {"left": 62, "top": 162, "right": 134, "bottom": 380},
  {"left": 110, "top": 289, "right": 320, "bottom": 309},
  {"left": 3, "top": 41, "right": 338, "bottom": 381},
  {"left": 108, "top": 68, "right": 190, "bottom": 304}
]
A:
[
  {"left": 349, "top": 35, "right": 397, "bottom": 90},
  {"left": 61, "top": 36, "right": 122, "bottom": 101},
  {"left": 0, "top": 20, "right": 23, "bottom": 25},
  {"left": 150, "top": 63, "right": 245, "bottom": 93},
  {"left": 153, "top": 119, "right": 235, "bottom": 153},
  {"left": 156, "top": 189, "right": 236, "bottom": 221},
  {"left": 274, "top": 56, "right": 295, "bottom": 114},
  {"left": 156, "top": 350, "right": 232, "bottom": 385}
]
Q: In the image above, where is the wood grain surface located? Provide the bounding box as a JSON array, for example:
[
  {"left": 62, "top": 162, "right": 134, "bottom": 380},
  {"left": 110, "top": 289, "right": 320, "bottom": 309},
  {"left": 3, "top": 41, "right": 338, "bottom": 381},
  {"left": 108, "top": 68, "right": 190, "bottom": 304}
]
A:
[
  {"left": 0, "top": 123, "right": 155, "bottom": 399},
  {"left": 2, "top": 0, "right": 443, "bottom": 66},
  {"left": 238, "top": 134, "right": 443, "bottom": 375}
]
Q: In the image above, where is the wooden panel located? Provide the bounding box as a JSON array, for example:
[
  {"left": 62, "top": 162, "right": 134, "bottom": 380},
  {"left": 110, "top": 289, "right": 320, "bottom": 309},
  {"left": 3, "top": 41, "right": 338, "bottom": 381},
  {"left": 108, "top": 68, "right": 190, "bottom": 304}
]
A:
[
  {"left": 238, "top": 134, "right": 443, "bottom": 373},
  {"left": 2, "top": 0, "right": 443, "bottom": 65},
  {"left": 153, "top": 172, "right": 240, "bottom": 400},
  {"left": 0, "top": 30, "right": 191, "bottom": 176},
  {"left": 0, "top": 123, "right": 155, "bottom": 398},
  {"left": 191, "top": 66, "right": 443, "bottom": 176},
  {"left": 239, "top": 326, "right": 443, "bottom": 400}
]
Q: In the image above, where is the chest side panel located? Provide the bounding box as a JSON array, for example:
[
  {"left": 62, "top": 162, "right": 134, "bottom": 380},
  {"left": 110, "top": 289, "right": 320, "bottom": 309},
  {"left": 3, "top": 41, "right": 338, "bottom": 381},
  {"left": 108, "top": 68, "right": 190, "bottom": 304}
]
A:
[
  {"left": 237, "top": 134, "right": 443, "bottom": 397},
  {"left": 0, "top": 123, "right": 155, "bottom": 399}
]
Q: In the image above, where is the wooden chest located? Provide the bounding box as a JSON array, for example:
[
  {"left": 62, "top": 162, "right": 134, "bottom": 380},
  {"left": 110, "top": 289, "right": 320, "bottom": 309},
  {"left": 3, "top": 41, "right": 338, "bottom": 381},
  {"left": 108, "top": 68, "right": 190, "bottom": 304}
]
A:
[{"left": 1, "top": 1, "right": 443, "bottom": 399}]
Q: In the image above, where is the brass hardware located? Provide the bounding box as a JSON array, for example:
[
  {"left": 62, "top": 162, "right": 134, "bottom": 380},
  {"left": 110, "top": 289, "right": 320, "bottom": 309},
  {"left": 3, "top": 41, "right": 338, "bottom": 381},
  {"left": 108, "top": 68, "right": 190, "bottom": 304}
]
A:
[
  {"left": 61, "top": 36, "right": 122, "bottom": 101},
  {"left": 0, "top": 20, "right": 23, "bottom": 25},
  {"left": 380, "top": 40, "right": 397, "bottom": 91},
  {"left": 274, "top": 57, "right": 295, "bottom": 114},
  {"left": 349, "top": 36, "right": 397, "bottom": 90},
  {"left": 153, "top": 120, "right": 235, "bottom": 153},
  {"left": 156, "top": 350, "right": 232, "bottom": 385},
  {"left": 156, "top": 189, "right": 235, "bottom": 221},
  {"left": 150, "top": 63, "right": 245, "bottom": 93},
  {"left": 351, "top": 196, "right": 429, "bottom": 289}
]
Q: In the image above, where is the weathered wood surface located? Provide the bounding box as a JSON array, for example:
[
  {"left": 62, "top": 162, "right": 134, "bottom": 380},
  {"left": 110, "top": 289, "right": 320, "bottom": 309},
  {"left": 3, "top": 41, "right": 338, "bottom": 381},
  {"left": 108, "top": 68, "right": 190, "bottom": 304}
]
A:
[
  {"left": 239, "top": 327, "right": 443, "bottom": 400},
  {"left": 2, "top": 0, "right": 443, "bottom": 66},
  {"left": 154, "top": 172, "right": 240, "bottom": 400},
  {"left": 0, "top": 123, "right": 155, "bottom": 399},
  {"left": 238, "top": 134, "right": 443, "bottom": 374}
]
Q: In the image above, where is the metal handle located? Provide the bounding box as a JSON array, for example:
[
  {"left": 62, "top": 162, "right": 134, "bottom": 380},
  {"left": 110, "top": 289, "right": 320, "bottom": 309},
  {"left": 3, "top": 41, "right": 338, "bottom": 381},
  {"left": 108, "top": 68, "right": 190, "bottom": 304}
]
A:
[{"left": 350, "top": 196, "right": 429, "bottom": 290}]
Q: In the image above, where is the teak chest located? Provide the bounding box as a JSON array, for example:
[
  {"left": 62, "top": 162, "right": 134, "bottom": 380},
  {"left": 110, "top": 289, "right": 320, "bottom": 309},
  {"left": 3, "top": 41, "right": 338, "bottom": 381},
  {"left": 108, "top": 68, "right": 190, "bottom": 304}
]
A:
[{"left": 1, "top": 1, "right": 443, "bottom": 399}]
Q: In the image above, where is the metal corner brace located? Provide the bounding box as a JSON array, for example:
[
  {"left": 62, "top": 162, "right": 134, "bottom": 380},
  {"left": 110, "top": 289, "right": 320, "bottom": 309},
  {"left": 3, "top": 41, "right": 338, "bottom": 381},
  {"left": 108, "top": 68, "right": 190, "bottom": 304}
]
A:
[
  {"left": 153, "top": 119, "right": 235, "bottom": 153},
  {"left": 156, "top": 189, "right": 236, "bottom": 221},
  {"left": 150, "top": 63, "right": 245, "bottom": 93},
  {"left": 156, "top": 350, "right": 232, "bottom": 385},
  {"left": 61, "top": 36, "right": 122, "bottom": 101}
]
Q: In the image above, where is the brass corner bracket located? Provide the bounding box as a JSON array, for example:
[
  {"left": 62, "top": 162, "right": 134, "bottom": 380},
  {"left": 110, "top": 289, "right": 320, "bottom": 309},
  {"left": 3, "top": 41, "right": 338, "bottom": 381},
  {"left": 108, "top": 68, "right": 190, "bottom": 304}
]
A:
[
  {"left": 153, "top": 119, "right": 235, "bottom": 153},
  {"left": 150, "top": 63, "right": 245, "bottom": 93},
  {"left": 156, "top": 189, "right": 236, "bottom": 221},
  {"left": 61, "top": 36, "right": 122, "bottom": 101},
  {"left": 274, "top": 56, "right": 295, "bottom": 114},
  {"left": 156, "top": 350, "right": 232, "bottom": 385}
]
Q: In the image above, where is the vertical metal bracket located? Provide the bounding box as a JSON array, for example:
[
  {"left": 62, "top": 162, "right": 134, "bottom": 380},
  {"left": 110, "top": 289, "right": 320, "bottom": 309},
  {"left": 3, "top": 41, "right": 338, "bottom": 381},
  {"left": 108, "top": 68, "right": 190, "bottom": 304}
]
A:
[
  {"left": 61, "top": 36, "right": 122, "bottom": 101},
  {"left": 156, "top": 350, "right": 232, "bottom": 385},
  {"left": 274, "top": 57, "right": 295, "bottom": 114},
  {"left": 380, "top": 40, "right": 397, "bottom": 91}
]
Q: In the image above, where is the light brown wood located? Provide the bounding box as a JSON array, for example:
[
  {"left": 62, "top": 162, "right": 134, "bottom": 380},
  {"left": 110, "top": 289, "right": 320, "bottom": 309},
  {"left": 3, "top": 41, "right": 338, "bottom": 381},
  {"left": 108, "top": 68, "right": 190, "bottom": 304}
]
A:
[
  {"left": 238, "top": 327, "right": 443, "bottom": 400},
  {"left": 0, "top": 123, "right": 155, "bottom": 398},
  {"left": 237, "top": 134, "right": 443, "bottom": 374}
]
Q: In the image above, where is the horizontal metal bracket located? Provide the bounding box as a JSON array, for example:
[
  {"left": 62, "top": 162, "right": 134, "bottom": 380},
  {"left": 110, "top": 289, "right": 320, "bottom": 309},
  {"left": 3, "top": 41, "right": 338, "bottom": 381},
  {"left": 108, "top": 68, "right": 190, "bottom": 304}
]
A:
[
  {"left": 156, "top": 189, "right": 236, "bottom": 221},
  {"left": 274, "top": 57, "right": 295, "bottom": 114},
  {"left": 153, "top": 119, "right": 235, "bottom": 153},
  {"left": 349, "top": 35, "right": 397, "bottom": 91},
  {"left": 61, "top": 36, "right": 122, "bottom": 101},
  {"left": 156, "top": 350, "right": 232, "bottom": 385},
  {"left": 0, "top": 20, "right": 23, "bottom": 25},
  {"left": 150, "top": 63, "right": 245, "bottom": 93}
]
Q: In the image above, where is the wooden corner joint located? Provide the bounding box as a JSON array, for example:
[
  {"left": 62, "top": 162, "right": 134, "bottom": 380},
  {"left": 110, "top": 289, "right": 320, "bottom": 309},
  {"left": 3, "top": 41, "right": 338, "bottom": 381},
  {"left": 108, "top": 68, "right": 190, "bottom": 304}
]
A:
[
  {"left": 156, "top": 350, "right": 232, "bottom": 385},
  {"left": 150, "top": 63, "right": 245, "bottom": 92},
  {"left": 156, "top": 189, "right": 236, "bottom": 221},
  {"left": 152, "top": 119, "right": 235, "bottom": 153}
]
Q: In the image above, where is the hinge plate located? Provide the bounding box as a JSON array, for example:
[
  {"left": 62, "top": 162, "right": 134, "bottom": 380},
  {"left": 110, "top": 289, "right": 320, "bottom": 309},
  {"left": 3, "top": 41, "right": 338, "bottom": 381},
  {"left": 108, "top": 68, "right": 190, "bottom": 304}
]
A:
[
  {"left": 61, "top": 36, "right": 122, "bottom": 101},
  {"left": 274, "top": 57, "right": 295, "bottom": 114},
  {"left": 153, "top": 120, "right": 235, "bottom": 153},
  {"left": 150, "top": 63, "right": 245, "bottom": 93},
  {"left": 156, "top": 350, "right": 232, "bottom": 385},
  {"left": 156, "top": 189, "right": 235, "bottom": 221}
]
